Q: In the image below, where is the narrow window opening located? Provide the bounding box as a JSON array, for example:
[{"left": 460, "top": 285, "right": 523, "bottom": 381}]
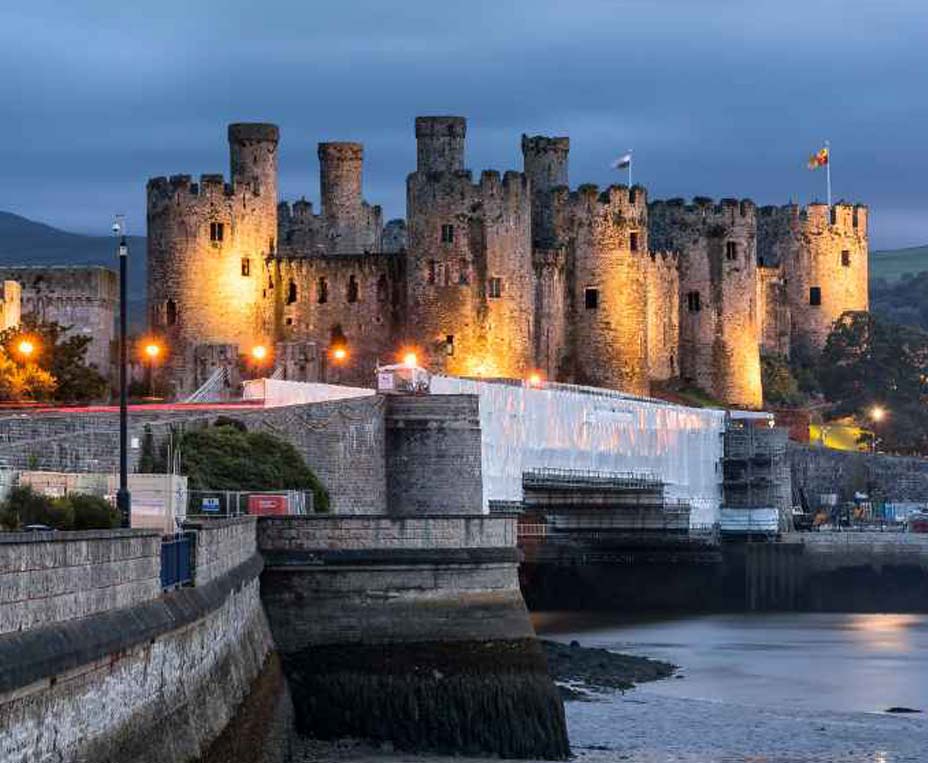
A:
[
  {"left": 458, "top": 259, "right": 469, "bottom": 285},
  {"left": 241, "top": 258, "right": 251, "bottom": 277},
  {"left": 347, "top": 275, "right": 359, "bottom": 303},
  {"left": 585, "top": 287, "right": 599, "bottom": 310},
  {"left": 630, "top": 232, "right": 640, "bottom": 252},
  {"left": 209, "top": 221, "right": 224, "bottom": 242},
  {"left": 830, "top": 207, "right": 837, "bottom": 225},
  {"left": 725, "top": 241, "right": 738, "bottom": 261},
  {"left": 686, "top": 291, "right": 701, "bottom": 312},
  {"left": 841, "top": 250, "right": 851, "bottom": 267},
  {"left": 428, "top": 260, "right": 436, "bottom": 285},
  {"left": 286, "top": 280, "right": 298, "bottom": 304},
  {"left": 488, "top": 277, "right": 503, "bottom": 299},
  {"left": 441, "top": 224, "right": 454, "bottom": 244},
  {"left": 810, "top": 286, "right": 822, "bottom": 306},
  {"left": 165, "top": 299, "right": 177, "bottom": 326},
  {"left": 317, "top": 277, "right": 328, "bottom": 304},
  {"left": 285, "top": 317, "right": 293, "bottom": 326},
  {"left": 445, "top": 335, "right": 454, "bottom": 356},
  {"left": 376, "top": 274, "right": 389, "bottom": 302}
]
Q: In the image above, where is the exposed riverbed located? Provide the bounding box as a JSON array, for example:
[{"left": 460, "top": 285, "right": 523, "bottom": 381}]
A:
[{"left": 293, "top": 613, "right": 928, "bottom": 763}]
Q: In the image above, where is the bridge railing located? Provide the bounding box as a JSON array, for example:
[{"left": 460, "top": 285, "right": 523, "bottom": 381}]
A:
[{"left": 160, "top": 532, "right": 195, "bottom": 591}]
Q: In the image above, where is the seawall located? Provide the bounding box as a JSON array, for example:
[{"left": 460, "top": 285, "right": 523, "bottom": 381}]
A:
[
  {"left": 0, "top": 517, "right": 290, "bottom": 763},
  {"left": 258, "top": 514, "right": 570, "bottom": 759}
]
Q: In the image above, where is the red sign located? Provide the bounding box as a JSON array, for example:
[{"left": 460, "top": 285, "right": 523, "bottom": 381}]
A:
[{"left": 247, "top": 494, "right": 289, "bottom": 516}]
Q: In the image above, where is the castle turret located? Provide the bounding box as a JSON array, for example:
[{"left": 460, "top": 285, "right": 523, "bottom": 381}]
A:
[
  {"left": 147, "top": 123, "right": 280, "bottom": 393},
  {"left": 319, "top": 142, "right": 363, "bottom": 253},
  {"left": 522, "top": 135, "right": 569, "bottom": 248},
  {"left": 415, "top": 117, "right": 466, "bottom": 174},
  {"left": 757, "top": 202, "right": 868, "bottom": 357},
  {"left": 558, "top": 185, "right": 651, "bottom": 395},
  {"left": 406, "top": 117, "right": 534, "bottom": 378},
  {"left": 650, "top": 197, "right": 762, "bottom": 409}
]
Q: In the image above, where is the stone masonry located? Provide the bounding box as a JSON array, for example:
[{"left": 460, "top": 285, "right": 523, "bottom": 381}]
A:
[{"left": 147, "top": 117, "right": 869, "bottom": 407}]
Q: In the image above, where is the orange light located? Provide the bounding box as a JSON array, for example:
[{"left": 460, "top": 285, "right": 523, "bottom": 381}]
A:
[
  {"left": 870, "top": 405, "right": 886, "bottom": 423},
  {"left": 527, "top": 371, "right": 543, "bottom": 387},
  {"left": 332, "top": 346, "right": 348, "bottom": 362},
  {"left": 16, "top": 339, "right": 34, "bottom": 358},
  {"left": 251, "top": 345, "right": 268, "bottom": 361},
  {"left": 144, "top": 343, "right": 160, "bottom": 359},
  {"left": 403, "top": 351, "right": 418, "bottom": 369}
]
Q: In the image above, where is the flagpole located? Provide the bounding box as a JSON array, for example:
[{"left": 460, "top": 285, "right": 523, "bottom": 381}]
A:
[{"left": 825, "top": 139, "right": 831, "bottom": 208}]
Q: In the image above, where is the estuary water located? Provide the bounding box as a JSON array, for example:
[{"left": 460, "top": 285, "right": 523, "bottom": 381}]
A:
[
  {"left": 535, "top": 612, "right": 928, "bottom": 763},
  {"left": 295, "top": 613, "right": 928, "bottom": 763}
]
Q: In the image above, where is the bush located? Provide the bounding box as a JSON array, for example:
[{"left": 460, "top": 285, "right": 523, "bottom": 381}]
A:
[{"left": 0, "top": 485, "right": 119, "bottom": 531}]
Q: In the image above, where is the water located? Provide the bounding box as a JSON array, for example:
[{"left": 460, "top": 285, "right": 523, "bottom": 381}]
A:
[{"left": 534, "top": 612, "right": 928, "bottom": 763}]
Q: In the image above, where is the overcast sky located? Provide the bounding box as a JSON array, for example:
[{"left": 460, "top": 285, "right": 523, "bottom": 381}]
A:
[{"left": 1, "top": 1, "right": 925, "bottom": 248}]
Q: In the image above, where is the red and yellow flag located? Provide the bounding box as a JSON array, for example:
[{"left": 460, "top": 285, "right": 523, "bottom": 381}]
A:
[{"left": 807, "top": 146, "right": 829, "bottom": 170}]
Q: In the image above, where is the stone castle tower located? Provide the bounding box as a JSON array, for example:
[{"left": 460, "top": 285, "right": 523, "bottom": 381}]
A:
[
  {"left": 757, "top": 202, "right": 869, "bottom": 357},
  {"left": 404, "top": 117, "right": 534, "bottom": 378},
  {"left": 650, "top": 198, "right": 763, "bottom": 409},
  {"left": 147, "top": 124, "right": 279, "bottom": 389},
  {"left": 146, "top": 117, "right": 869, "bottom": 408}
]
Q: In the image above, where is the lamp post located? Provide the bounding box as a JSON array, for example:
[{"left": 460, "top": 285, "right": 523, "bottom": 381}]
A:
[
  {"left": 113, "top": 218, "right": 131, "bottom": 529},
  {"left": 144, "top": 343, "right": 160, "bottom": 398}
]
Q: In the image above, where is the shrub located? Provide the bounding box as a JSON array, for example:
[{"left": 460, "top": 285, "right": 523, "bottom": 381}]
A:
[
  {"left": 0, "top": 485, "right": 119, "bottom": 531},
  {"left": 70, "top": 493, "right": 120, "bottom": 530}
]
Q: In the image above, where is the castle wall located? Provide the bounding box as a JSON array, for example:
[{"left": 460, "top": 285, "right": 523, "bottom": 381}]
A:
[
  {"left": 0, "top": 280, "right": 20, "bottom": 332},
  {"left": 532, "top": 248, "right": 568, "bottom": 380},
  {"left": 757, "top": 264, "right": 790, "bottom": 356},
  {"left": 268, "top": 252, "right": 402, "bottom": 386},
  {"left": 558, "top": 185, "right": 650, "bottom": 395},
  {"left": 646, "top": 251, "right": 680, "bottom": 381},
  {"left": 147, "top": 124, "right": 279, "bottom": 392},
  {"left": 759, "top": 204, "right": 868, "bottom": 356},
  {"left": 0, "top": 266, "right": 117, "bottom": 373},
  {"left": 649, "top": 198, "right": 762, "bottom": 409},
  {"left": 406, "top": 119, "right": 534, "bottom": 379}
]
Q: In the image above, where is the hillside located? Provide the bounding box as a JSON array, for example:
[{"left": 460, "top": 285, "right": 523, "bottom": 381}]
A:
[
  {"left": 869, "top": 245, "right": 928, "bottom": 283},
  {"left": 0, "top": 211, "right": 146, "bottom": 327}
]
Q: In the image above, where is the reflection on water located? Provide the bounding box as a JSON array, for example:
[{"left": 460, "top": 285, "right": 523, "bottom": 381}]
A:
[{"left": 533, "top": 612, "right": 928, "bottom": 763}]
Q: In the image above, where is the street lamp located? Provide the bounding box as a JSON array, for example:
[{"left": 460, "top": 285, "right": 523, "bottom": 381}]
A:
[
  {"left": 331, "top": 346, "right": 348, "bottom": 362},
  {"left": 16, "top": 339, "right": 35, "bottom": 360},
  {"left": 870, "top": 405, "right": 886, "bottom": 423},
  {"left": 144, "top": 342, "right": 161, "bottom": 397},
  {"left": 113, "top": 216, "right": 131, "bottom": 529},
  {"left": 251, "top": 345, "right": 268, "bottom": 362}
]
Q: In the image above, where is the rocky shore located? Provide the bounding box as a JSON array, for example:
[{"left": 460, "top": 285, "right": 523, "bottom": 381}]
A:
[{"left": 540, "top": 639, "right": 676, "bottom": 700}]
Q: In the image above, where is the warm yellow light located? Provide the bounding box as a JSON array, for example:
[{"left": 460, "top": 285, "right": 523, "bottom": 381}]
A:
[
  {"left": 870, "top": 405, "right": 886, "bottom": 423},
  {"left": 332, "top": 346, "right": 348, "bottom": 362},
  {"left": 528, "top": 371, "right": 543, "bottom": 387},
  {"left": 17, "top": 339, "right": 34, "bottom": 358},
  {"left": 252, "top": 345, "right": 268, "bottom": 361},
  {"left": 403, "top": 352, "right": 418, "bottom": 369},
  {"left": 144, "top": 343, "right": 160, "bottom": 359}
]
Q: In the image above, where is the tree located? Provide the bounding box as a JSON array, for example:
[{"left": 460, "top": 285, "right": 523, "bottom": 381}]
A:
[
  {"left": 761, "top": 353, "right": 802, "bottom": 405},
  {"left": 819, "top": 311, "right": 928, "bottom": 453},
  {"left": 0, "top": 318, "right": 107, "bottom": 402},
  {"left": 152, "top": 419, "right": 330, "bottom": 512},
  {"left": 0, "top": 350, "right": 56, "bottom": 401},
  {"left": 0, "top": 485, "right": 120, "bottom": 530}
]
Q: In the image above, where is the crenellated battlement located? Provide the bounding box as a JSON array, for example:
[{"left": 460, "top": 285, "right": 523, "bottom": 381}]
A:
[
  {"left": 757, "top": 202, "right": 868, "bottom": 238},
  {"left": 147, "top": 173, "right": 240, "bottom": 207}
]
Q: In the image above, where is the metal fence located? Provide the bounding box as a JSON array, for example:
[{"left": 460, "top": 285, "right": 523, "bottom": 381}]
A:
[
  {"left": 160, "top": 532, "right": 195, "bottom": 590},
  {"left": 186, "top": 489, "right": 314, "bottom": 518}
]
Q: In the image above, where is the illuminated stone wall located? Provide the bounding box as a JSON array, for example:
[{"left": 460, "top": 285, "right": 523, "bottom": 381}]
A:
[
  {"left": 650, "top": 198, "right": 762, "bottom": 409},
  {"left": 646, "top": 250, "right": 680, "bottom": 382},
  {"left": 758, "top": 203, "right": 868, "bottom": 356},
  {"left": 756, "top": 263, "right": 790, "bottom": 356},
  {"left": 147, "top": 124, "right": 279, "bottom": 392},
  {"left": 532, "top": 248, "right": 568, "bottom": 380},
  {"left": 405, "top": 117, "right": 535, "bottom": 379}
]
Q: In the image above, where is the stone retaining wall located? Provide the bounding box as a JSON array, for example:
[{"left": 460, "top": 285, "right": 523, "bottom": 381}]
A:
[
  {"left": 185, "top": 515, "right": 258, "bottom": 584},
  {"left": 0, "top": 529, "right": 161, "bottom": 635}
]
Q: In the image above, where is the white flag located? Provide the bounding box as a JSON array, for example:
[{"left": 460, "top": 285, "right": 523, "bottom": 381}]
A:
[{"left": 611, "top": 152, "right": 632, "bottom": 169}]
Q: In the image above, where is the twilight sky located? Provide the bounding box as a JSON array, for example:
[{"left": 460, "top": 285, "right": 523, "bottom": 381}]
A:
[{"left": 0, "top": 0, "right": 925, "bottom": 249}]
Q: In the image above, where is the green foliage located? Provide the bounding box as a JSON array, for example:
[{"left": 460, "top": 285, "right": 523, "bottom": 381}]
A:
[
  {"left": 0, "top": 350, "right": 56, "bottom": 401},
  {"left": 137, "top": 424, "right": 157, "bottom": 473},
  {"left": 761, "top": 353, "right": 802, "bottom": 405},
  {"left": 819, "top": 311, "right": 928, "bottom": 454},
  {"left": 0, "top": 318, "right": 107, "bottom": 402},
  {"left": 170, "top": 421, "right": 329, "bottom": 512},
  {"left": 870, "top": 271, "right": 928, "bottom": 332},
  {"left": 0, "top": 485, "right": 117, "bottom": 530}
]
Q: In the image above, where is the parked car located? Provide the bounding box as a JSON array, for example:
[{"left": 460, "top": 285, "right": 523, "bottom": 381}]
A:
[{"left": 906, "top": 511, "right": 928, "bottom": 534}]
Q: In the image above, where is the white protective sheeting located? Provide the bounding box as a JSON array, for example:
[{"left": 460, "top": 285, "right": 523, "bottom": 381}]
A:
[
  {"left": 242, "top": 378, "right": 375, "bottom": 407},
  {"left": 430, "top": 377, "right": 726, "bottom": 526}
]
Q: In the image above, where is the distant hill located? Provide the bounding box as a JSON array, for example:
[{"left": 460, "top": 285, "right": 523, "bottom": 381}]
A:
[
  {"left": 869, "top": 245, "right": 928, "bottom": 283},
  {"left": 0, "top": 211, "right": 146, "bottom": 328}
]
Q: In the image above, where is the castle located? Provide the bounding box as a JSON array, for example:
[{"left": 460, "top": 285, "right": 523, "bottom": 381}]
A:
[{"left": 147, "top": 118, "right": 869, "bottom": 407}]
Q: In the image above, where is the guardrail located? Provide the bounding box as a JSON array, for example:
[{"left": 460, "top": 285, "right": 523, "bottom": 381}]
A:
[{"left": 160, "top": 532, "right": 195, "bottom": 590}]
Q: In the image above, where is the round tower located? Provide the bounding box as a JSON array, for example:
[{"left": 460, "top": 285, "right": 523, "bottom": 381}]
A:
[
  {"left": 565, "top": 185, "right": 650, "bottom": 396},
  {"left": 781, "top": 203, "right": 869, "bottom": 356},
  {"left": 521, "top": 135, "right": 569, "bottom": 248},
  {"left": 318, "top": 142, "right": 364, "bottom": 253},
  {"left": 649, "top": 197, "right": 762, "bottom": 408},
  {"left": 415, "top": 117, "right": 466, "bottom": 174},
  {"left": 148, "top": 123, "right": 280, "bottom": 393}
]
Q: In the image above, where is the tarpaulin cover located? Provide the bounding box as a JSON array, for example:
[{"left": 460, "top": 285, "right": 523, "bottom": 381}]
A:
[
  {"left": 243, "top": 378, "right": 375, "bottom": 407},
  {"left": 430, "top": 377, "right": 726, "bottom": 526}
]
